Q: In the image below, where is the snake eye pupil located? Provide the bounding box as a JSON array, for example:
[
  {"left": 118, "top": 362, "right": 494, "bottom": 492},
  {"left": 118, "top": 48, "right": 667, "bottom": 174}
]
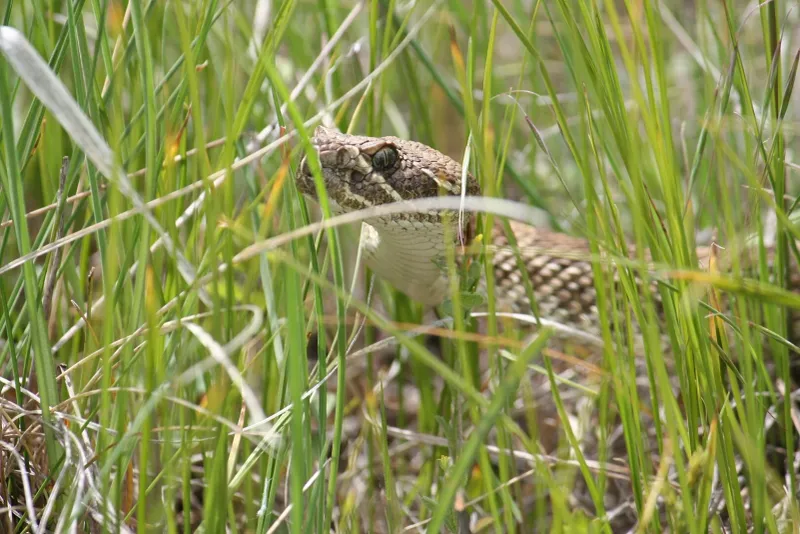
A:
[{"left": 372, "top": 146, "right": 398, "bottom": 170}]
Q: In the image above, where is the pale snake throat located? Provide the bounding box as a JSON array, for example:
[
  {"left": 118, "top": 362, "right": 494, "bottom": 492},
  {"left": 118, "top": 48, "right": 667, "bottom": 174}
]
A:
[{"left": 296, "top": 126, "right": 800, "bottom": 348}]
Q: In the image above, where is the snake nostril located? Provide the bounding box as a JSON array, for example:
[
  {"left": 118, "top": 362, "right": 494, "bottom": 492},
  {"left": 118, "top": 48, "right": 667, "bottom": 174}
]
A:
[{"left": 336, "top": 147, "right": 350, "bottom": 166}]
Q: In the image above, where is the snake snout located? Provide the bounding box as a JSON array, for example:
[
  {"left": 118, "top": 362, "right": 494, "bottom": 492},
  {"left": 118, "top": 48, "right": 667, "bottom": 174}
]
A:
[
  {"left": 299, "top": 154, "right": 312, "bottom": 177},
  {"left": 296, "top": 152, "right": 320, "bottom": 199}
]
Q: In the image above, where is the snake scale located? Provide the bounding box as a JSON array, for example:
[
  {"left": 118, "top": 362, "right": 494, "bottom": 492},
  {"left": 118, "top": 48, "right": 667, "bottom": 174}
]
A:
[{"left": 297, "top": 126, "right": 800, "bottom": 348}]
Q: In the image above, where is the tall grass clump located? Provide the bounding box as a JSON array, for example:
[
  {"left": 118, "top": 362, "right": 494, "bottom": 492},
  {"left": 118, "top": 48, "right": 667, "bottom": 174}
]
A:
[{"left": 0, "top": 1, "right": 797, "bottom": 532}]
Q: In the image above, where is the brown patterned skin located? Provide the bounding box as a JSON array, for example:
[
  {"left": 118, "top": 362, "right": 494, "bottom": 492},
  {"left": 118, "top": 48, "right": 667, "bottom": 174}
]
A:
[
  {"left": 297, "top": 126, "right": 481, "bottom": 211},
  {"left": 297, "top": 127, "right": 800, "bottom": 347}
]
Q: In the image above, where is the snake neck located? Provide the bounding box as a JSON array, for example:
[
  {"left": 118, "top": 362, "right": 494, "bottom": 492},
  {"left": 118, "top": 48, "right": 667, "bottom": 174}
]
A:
[{"left": 360, "top": 215, "right": 469, "bottom": 306}]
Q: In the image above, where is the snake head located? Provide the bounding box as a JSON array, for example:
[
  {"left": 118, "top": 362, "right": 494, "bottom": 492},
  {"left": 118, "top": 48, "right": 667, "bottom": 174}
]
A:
[{"left": 297, "top": 126, "right": 480, "bottom": 214}]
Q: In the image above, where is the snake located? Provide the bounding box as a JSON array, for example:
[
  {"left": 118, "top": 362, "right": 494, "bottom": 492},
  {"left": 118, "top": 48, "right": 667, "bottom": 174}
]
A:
[{"left": 296, "top": 126, "right": 800, "bottom": 348}]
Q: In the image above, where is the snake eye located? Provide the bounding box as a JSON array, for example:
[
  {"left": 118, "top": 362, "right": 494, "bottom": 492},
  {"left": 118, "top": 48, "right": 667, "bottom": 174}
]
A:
[{"left": 372, "top": 146, "right": 398, "bottom": 170}]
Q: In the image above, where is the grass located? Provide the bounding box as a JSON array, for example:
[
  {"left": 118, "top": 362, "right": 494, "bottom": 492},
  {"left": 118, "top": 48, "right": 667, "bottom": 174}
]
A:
[{"left": 0, "top": 0, "right": 799, "bottom": 532}]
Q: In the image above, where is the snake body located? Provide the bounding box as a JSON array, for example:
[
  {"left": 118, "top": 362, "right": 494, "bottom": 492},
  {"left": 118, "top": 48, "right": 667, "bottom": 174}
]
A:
[{"left": 297, "top": 127, "right": 800, "bottom": 345}]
